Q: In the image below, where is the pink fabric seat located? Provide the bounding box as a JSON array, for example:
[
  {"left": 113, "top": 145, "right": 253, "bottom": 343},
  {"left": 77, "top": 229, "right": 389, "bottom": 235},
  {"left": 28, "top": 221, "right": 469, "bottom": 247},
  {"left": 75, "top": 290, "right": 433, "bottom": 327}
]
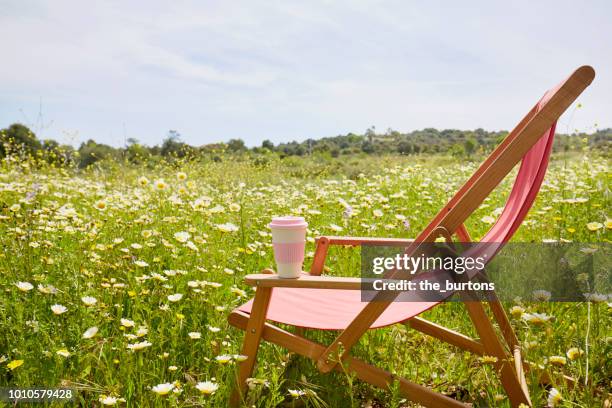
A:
[
  {"left": 238, "top": 288, "right": 439, "bottom": 330},
  {"left": 237, "top": 88, "right": 558, "bottom": 331}
]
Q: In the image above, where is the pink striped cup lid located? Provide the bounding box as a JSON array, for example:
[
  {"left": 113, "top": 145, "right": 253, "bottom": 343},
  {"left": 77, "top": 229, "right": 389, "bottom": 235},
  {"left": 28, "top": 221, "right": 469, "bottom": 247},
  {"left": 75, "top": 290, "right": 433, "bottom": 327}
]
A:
[{"left": 269, "top": 216, "right": 308, "bottom": 229}]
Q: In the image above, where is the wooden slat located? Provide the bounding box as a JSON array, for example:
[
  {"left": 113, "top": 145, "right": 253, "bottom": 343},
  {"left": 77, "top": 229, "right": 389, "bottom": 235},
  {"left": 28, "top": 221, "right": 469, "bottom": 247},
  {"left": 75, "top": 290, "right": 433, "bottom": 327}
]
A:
[
  {"left": 453, "top": 226, "right": 520, "bottom": 350},
  {"left": 310, "top": 237, "right": 330, "bottom": 275},
  {"left": 488, "top": 296, "right": 520, "bottom": 349},
  {"left": 327, "top": 236, "right": 415, "bottom": 246},
  {"left": 229, "top": 310, "right": 329, "bottom": 360},
  {"left": 454, "top": 224, "right": 472, "bottom": 242},
  {"left": 349, "top": 358, "right": 468, "bottom": 408},
  {"left": 228, "top": 311, "right": 468, "bottom": 407},
  {"left": 408, "top": 317, "right": 485, "bottom": 355},
  {"left": 514, "top": 346, "right": 528, "bottom": 396},
  {"left": 310, "top": 236, "right": 414, "bottom": 274},
  {"left": 244, "top": 274, "right": 362, "bottom": 290}
]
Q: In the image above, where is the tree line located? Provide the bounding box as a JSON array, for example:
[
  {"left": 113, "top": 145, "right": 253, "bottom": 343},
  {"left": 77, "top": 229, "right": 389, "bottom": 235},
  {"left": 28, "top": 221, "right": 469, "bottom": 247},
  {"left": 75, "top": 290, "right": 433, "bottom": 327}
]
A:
[{"left": 1, "top": 123, "right": 609, "bottom": 168}]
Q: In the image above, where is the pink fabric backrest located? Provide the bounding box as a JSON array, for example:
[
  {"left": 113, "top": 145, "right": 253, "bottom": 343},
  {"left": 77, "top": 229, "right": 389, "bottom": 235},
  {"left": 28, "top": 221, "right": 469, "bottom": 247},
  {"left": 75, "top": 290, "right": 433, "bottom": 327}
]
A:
[
  {"left": 463, "top": 87, "right": 559, "bottom": 272},
  {"left": 482, "top": 88, "right": 557, "bottom": 244}
]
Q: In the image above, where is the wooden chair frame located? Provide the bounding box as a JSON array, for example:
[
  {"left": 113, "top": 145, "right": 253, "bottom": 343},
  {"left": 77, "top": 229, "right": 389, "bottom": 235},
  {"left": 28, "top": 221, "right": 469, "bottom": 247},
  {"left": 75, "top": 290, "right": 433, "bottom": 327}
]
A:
[{"left": 228, "top": 66, "right": 595, "bottom": 407}]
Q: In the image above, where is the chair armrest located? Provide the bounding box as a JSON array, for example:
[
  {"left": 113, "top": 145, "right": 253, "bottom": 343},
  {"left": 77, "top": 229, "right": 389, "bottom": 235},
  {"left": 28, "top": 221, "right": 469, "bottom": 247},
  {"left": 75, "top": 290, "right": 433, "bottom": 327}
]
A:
[
  {"left": 244, "top": 273, "right": 362, "bottom": 290},
  {"left": 310, "top": 235, "right": 414, "bottom": 275},
  {"left": 323, "top": 236, "right": 414, "bottom": 246}
]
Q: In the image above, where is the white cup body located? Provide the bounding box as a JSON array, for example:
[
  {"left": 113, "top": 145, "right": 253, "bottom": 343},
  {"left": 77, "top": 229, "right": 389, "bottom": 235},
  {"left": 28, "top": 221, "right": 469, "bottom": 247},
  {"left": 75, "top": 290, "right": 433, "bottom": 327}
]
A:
[
  {"left": 270, "top": 227, "right": 307, "bottom": 244},
  {"left": 275, "top": 262, "right": 303, "bottom": 279},
  {"left": 269, "top": 217, "right": 307, "bottom": 279}
]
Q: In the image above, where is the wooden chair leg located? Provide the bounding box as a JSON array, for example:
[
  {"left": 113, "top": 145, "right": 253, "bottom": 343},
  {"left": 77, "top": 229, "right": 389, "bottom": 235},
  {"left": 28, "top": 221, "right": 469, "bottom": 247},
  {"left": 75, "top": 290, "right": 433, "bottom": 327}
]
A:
[
  {"left": 463, "top": 300, "right": 531, "bottom": 407},
  {"left": 454, "top": 225, "right": 529, "bottom": 405},
  {"left": 489, "top": 298, "right": 519, "bottom": 349},
  {"left": 230, "top": 287, "right": 273, "bottom": 407}
]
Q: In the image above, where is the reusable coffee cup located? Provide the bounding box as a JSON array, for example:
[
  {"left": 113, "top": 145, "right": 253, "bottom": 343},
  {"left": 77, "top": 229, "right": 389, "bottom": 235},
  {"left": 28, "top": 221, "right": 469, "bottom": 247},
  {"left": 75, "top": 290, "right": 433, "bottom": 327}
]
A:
[{"left": 269, "top": 216, "right": 308, "bottom": 278}]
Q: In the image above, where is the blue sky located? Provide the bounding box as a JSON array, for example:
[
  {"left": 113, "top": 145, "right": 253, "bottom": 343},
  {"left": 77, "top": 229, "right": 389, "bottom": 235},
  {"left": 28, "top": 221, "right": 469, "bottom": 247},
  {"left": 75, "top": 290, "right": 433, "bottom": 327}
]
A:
[{"left": 1, "top": 1, "right": 610, "bottom": 147}]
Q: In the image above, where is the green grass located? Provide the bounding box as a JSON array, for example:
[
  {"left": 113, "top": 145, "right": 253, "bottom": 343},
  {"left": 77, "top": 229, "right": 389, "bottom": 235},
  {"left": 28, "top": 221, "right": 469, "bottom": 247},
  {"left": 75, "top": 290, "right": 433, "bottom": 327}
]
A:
[{"left": 0, "top": 152, "right": 610, "bottom": 407}]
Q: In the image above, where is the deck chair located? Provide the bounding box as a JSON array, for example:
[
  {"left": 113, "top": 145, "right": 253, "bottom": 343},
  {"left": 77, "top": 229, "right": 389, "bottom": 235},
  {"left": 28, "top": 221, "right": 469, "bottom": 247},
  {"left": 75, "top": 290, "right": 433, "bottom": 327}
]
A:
[{"left": 228, "top": 66, "right": 595, "bottom": 407}]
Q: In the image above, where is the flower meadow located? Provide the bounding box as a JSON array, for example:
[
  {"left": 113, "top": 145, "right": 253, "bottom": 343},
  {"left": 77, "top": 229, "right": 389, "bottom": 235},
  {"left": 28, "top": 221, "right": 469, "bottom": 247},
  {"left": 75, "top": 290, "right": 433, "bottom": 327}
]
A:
[{"left": 0, "top": 152, "right": 610, "bottom": 407}]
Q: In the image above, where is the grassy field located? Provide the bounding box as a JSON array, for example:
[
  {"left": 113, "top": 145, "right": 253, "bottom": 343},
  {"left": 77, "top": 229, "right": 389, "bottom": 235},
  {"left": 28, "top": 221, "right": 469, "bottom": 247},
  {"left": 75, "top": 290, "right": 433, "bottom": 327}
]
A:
[{"left": 0, "top": 151, "right": 610, "bottom": 407}]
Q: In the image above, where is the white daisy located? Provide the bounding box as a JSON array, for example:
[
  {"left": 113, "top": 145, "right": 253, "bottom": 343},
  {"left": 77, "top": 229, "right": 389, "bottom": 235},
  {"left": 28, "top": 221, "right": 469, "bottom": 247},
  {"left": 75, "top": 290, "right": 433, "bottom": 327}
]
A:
[
  {"left": 547, "top": 388, "right": 562, "bottom": 407},
  {"left": 127, "top": 341, "right": 152, "bottom": 351},
  {"left": 82, "top": 326, "right": 99, "bottom": 339},
  {"left": 15, "top": 282, "right": 34, "bottom": 292},
  {"left": 81, "top": 296, "right": 98, "bottom": 306},
  {"left": 195, "top": 381, "right": 218, "bottom": 395},
  {"left": 99, "top": 395, "right": 119, "bottom": 406},
  {"left": 51, "top": 304, "right": 67, "bottom": 315},
  {"left": 216, "top": 222, "right": 239, "bottom": 233},
  {"left": 120, "top": 318, "right": 135, "bottom": 328},
  {"left": 188, "top": 332, "right": 201, "bottom": 339},
  {"left": 151, "top": 383, "right": 174, "bottom": 395},
  {"left": 173, "top": 231, "right": 190, "bottom": 243}
]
